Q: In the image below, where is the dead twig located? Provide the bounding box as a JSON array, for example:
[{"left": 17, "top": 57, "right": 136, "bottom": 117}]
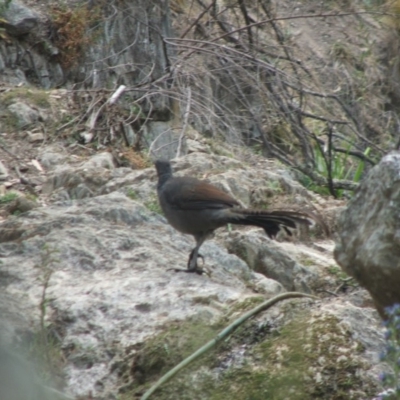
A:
[{"left": 176, "top": 87, "right": 191, "bottom": 158}]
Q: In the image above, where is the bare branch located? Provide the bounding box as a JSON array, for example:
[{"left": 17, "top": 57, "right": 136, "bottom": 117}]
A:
[
  {"left": 176, "top": 87, "right": 191, "bottom": 158},
  {"left": 108, "top": 85, "right": 127, "bottom": 105}
]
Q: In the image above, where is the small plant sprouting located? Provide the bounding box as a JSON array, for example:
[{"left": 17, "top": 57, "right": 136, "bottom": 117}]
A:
[
  {"left": 126, "top": 188, "right": 139, "bottom": 200},
  {"left": 327, "top": 265, "right": 347, "bottom": 279},
  {"left": 34, "top": 245, "right": 60, "bottom": 366},
  {"left": 378, "top": 304, "right": 400, "bottom": 399},
  {"left": 144, "top": 196, "right": 162, "bottom": 214}
]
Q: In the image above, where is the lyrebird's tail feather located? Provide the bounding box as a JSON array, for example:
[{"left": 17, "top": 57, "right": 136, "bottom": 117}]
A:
[{"left": 227, "top": 209, "right": 313, "bottom": 238}]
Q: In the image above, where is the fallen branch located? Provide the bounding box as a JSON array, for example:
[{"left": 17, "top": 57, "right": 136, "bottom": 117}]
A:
[
  {"left": 176, "top": 87, "right": 191, "bottom": 158},
  {"left": 108, "top": 85, "right": 127, "bottom": 105},
  {"left": 141, "top": 291, "right": 318, "bottom": 400}
]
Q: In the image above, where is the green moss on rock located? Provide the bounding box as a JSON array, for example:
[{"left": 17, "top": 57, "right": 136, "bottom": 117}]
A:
[
  {"left": 120, "top": 303, "right": 377, "bottom": 400},
  {"left": 1, "top": 88, "right": 51, "bottom": 108}
]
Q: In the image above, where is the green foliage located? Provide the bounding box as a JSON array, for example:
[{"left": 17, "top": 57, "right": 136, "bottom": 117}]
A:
[
  {"left": 0, "top": 192, "right": 18, "bottom": 204},
  {"left": 327, "top": 265, "right": 348, "bottom": 279},
  {"left": 126, "top": 188, "right": 139, "bottom": 200},
  {"left": 1, "top": 88, "right": 51, "bottom": 108},
  {"left": 144, "top": 196, "right": 162, "bottom": 214},
  {"left": 327, "top": 266, "right": 358, "bottom": 289},
  {"left": 301, "top": 145, "right": 370, "bottom": 198},
  {"left": 353, "top": 148, "right": 370, "bottom": 183}
]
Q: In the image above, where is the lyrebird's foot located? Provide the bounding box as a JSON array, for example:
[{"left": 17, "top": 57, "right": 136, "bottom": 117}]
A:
[
  {"left": 188, "top": 251, "right": 204, "bottom": 265},
  {"left": 188, "top": 265, "right": 212, "bottom": 277},
  {"left": 167, "top": 267, "right": 211, "bottom": 276},
  {"left": 168, "top": 267, "right": 205, "bottom": 275}
]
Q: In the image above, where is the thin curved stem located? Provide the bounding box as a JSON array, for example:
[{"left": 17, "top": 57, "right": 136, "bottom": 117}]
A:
[{"left": 141, "top": 291, "right": 318, "bottom": 400}]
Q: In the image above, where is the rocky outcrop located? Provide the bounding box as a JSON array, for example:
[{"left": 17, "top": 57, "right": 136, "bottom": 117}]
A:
[
  {"left": 335, "top": 151, "right": 400, "bottom": 317},
  {"left": 0, "top": 0, "right": 394, "bottom": 396},
  {"left": 2, "top": 0, "right": 40, "bottom": 35},
  {"left": 0, "top": 148, "right": 387, "bottom": 399}
]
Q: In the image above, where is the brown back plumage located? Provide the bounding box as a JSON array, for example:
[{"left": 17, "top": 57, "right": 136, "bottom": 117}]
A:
[{"left": 155, "top": 159, "right": 324, "bottom": 273}]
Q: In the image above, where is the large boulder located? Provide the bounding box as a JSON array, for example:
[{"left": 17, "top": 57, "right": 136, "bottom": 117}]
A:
[
  {"left": 2, "top": 0, "right": 40, "bottom": 36},
  {"left": 334, "top": 152, "right": 400, "bottom": 317}
]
